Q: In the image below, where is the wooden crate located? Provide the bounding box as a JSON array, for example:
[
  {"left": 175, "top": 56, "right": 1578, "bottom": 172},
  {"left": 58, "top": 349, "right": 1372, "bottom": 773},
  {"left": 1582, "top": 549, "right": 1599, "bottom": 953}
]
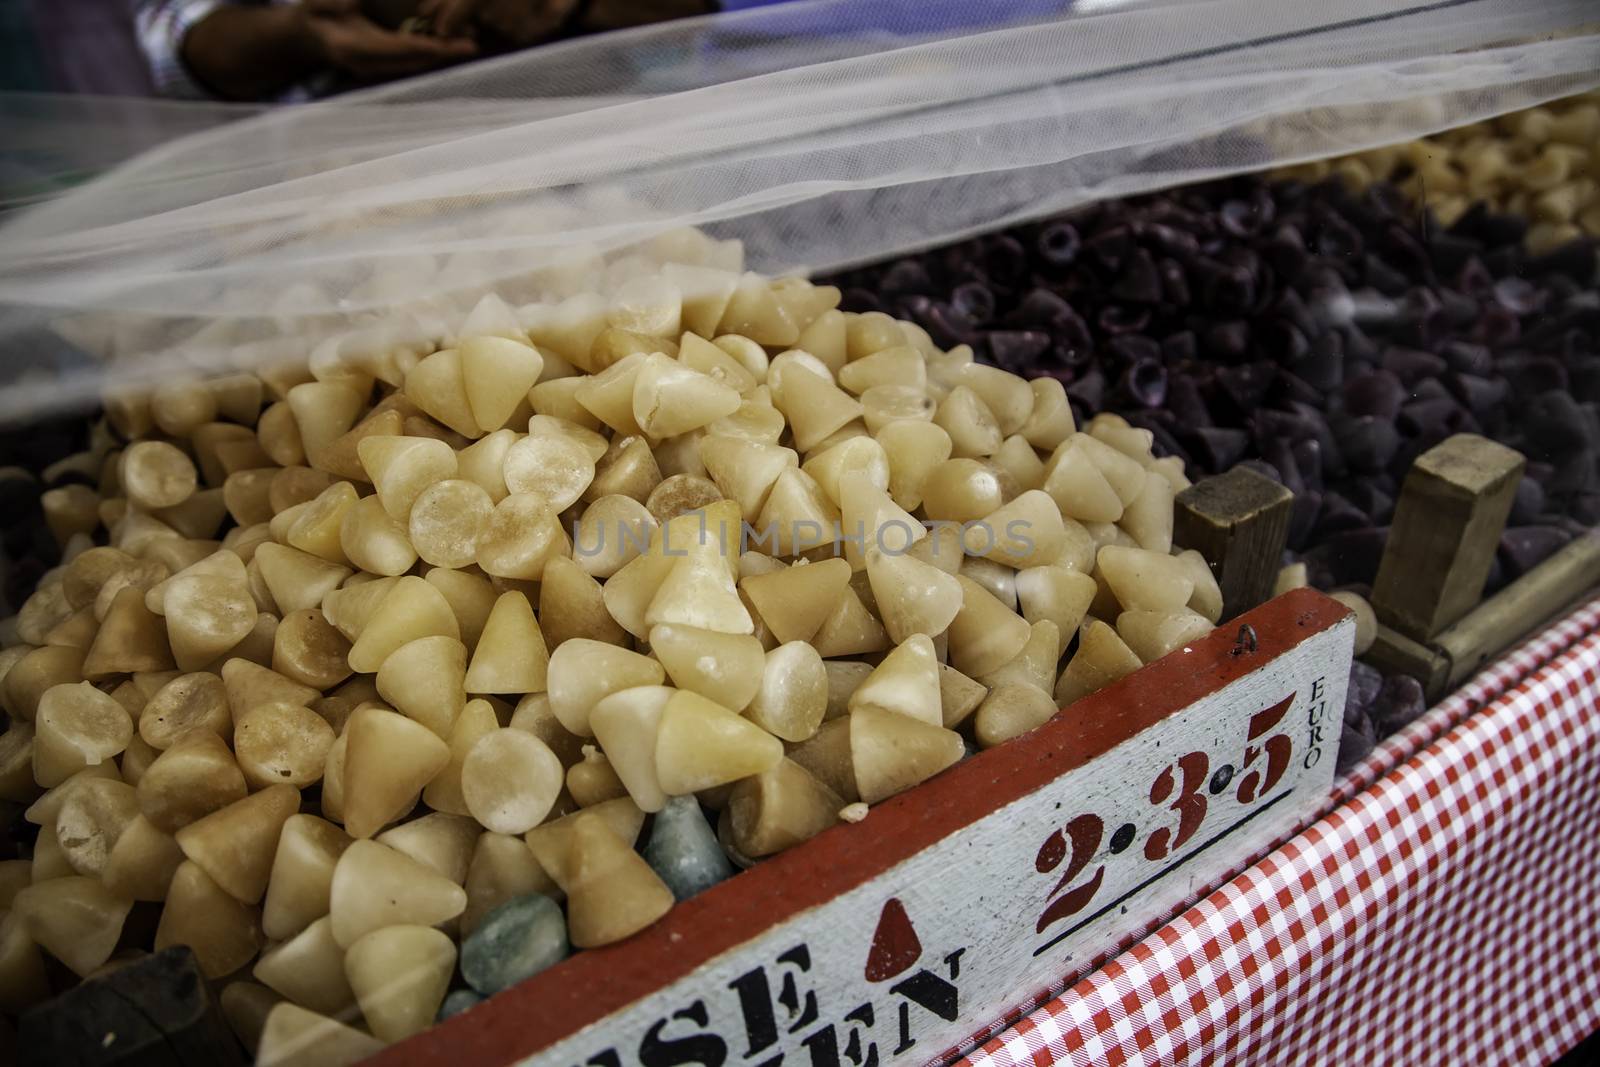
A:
[{"left": 374, "top": 588, "right": 1353, "bottom": 1067}]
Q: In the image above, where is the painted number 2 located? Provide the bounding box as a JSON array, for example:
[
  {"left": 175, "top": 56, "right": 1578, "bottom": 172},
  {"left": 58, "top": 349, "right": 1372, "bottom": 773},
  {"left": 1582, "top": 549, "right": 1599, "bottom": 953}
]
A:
[{"left": 1033, "top": 814, "right": 1104, "bottom": 935}]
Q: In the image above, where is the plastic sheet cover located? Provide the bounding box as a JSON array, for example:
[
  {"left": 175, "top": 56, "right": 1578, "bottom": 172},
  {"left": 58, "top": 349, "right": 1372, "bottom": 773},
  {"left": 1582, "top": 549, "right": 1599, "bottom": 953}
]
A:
[{"left": 0, "top": 0, "right": 1596, "bottom": 421}]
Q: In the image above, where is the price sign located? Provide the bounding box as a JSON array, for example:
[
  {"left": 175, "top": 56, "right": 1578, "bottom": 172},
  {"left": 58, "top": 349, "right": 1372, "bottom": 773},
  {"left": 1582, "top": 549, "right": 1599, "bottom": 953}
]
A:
[{"left": 375, "top": 589, "right": 1354, "bottom": 1067}]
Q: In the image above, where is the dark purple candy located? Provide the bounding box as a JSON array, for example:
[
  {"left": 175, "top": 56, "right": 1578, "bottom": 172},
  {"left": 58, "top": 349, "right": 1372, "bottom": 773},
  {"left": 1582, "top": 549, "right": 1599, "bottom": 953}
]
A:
[
  {"left": 1527, "top": 237, "right": 1598, "bottom": 285},
  {"left": 1346, "top": 660, "right": 1384, "bottom": 716},
  {"left": 1112, "top": 249, "right": 1163, "bottom": 305},
  {"left": 1158, "top": 258, "right": 1192, "bottom": 306},
  {"left": 1213, "top": 361, "right": 1275, "bottom": 414},
  {"left": 1120, "top": 359, "right": 1168, "bottom": 408},
  {"left": 1161, "top": 330, "right": 1198, "bottom": 365},
  {"left": 879, "top": 259, "right": 933, "bottom": 296},
  {"left": 1164, "top": 373, "right": 1211, "bottom": 429},
  {"left": 1303, "top": 525, "right": 1388, "bottom": 587},
  {"left": 1381, "top": 346, "right": 1447, "bottom": 386},
  {"left": 1314, "top": 491, "right": 1368, "bottom": 537},
  {"left": 1336, "top": 714, "right": 1378, "bottom": 773},
  {"left": 986, "top": 330, "right": 1051, "bottom": 373},
  {"left": 1097, "top": 304, "right": 1151, "bottom": 335},
  {"left": 1509, "top": 476, "right": 1547, "bottom": 526},
  {"left": 1498, "top": 525, "right": 1573, "bottom": 581},
  {"left": 1286, "top": 489, "right": 1322, "bottom": 550},
  {"left": 1343, "top": 480, "right": 1395, "bottom": 526},
  {"left": 950, "top": 281, "right": 996, "bottom": 323},
  {"left": 1203, "top": 320, "right": 1251, "bottom": 361},
  {"left": 1370, "top": 674, "right": 1427, "bottom": 735},
  {"left": 1035, "top": 221, "right": 1081, "bottom": 267},
  {"left": 1188, "top": 427, "right": 1249, "bottom": 473},
  {"left": 1448, "top": 373, "right": 1509, "bottom": 416},
  {"left": 1340, "top": 369, "right": 1406, "bottom": 420},
  {"left": 980, "top": 235, "right": 1028, "bottom": 287},
  {"left": 1492, "top": 276, "right": 1544, "bottom": 316},
  {"left": 1064, "top": 368, "right": 1106, "bottom": 410},
  {"left": 1084, "top": 225, "right": 1134, "bottom": 272},
  {"left": 1439, "top": 340, "right": 1492, "bottom": 376},
  {"left": 1107, "top": 334, "right": 1161, "bottom": 366}
]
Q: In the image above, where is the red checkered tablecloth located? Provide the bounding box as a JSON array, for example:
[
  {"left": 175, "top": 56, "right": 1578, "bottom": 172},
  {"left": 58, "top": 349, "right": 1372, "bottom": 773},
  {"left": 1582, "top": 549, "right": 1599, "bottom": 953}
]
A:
[{"left": 953, "top": 598, "right": 1600, "bottom": 1067}]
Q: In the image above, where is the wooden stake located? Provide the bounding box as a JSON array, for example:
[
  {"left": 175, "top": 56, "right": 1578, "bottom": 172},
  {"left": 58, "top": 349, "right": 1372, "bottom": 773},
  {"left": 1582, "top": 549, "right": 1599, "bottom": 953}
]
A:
[
  {"left": 1364, "top": 531, "right": 1600, "bottom": 701},
  {"left": 18, "top": 946, "right": 245, "bottom": 1067},
  {"left": 1371, "top": 434, "right": 1524, "bottom": 642},
  {"left": 1173, "top": 466, "right": 1293, "bottom": 622}
]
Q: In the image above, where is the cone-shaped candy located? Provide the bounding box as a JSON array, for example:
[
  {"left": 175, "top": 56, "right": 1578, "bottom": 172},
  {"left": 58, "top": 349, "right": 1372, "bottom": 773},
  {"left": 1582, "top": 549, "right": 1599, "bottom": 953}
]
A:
[
  {"left": 1055, "top": 619, "right": 1143, "bottom": 706},
  {"left": 175, "top": 783, "right": 300, "bottom": 904},
  {"left": 726, "top": 758, "right": 842, "bottom": 858},
  {"left": 1043, "top": 439, "right": 1124, "bottom": 524},
  {"left": 632, "top": 354, "right": 742, "bottom": 438},
  {"left": 154, "top": 862, "right": 262, "bottom": 978},
  {"left": 253, "top": 915, "right": 356, "bottom": 1017},
  {"left": 375, "top": 812, "right": 478, "bottom": 886},
  {"left": 1174, "top": 549, "right": 1224, "bottom": 624},
  {"left": 465, "top": 592, "right": 548, "bottom": 695},
  {"left": 12, "top": 875, "right": 132, "bottom": 977},
  {"left": 405, "top": 348, "right": 481, "bottom": 438},
  {"left": 649, "top": 624, "right": 764, "bottom": 711},
  {"left": 422, "top": 698, "right": 500, "bottom": 817},
  {"left": 329, "top": 839, "right": 467, "bottom": 948},
  {"left": 375, "top": 635, "right": 466, "bottom": 738},
  {"left": 865, "top": 546, "right": 962, "bottom": 644},
  {"left": 347, "top": 576, "right": 460, "bottom": 674},
  {"left": 744, "top": 642, "right": 827, "bottom": 743},
  {"left": 358, "top": 435, "right": 459, "bottom": 519},
  {"left": 654, "top": 689, "right": 783, "bottom": 795},
  {"left": 1117, "top": 609, "right": 1213, "bottom": 665},
  {"left": 262, "top": 814, "right": 353, "bottom": 941},
  {"left": 837, "top": 470, "right": 924, "bottom": 570},
  {"left": 1096, "top": 545, "right": 1195, "bottom": 613},
  {"left": 254, "top": 544, "right": 351, "bottom": 616},
  {"left": 342, "top": 707, "right": 450, "bottom": 838},
  {"left": 700, "top": 436, "right": 796, "bottom": 519},
  {"left": 645, "top": 551, "right": 753, "bottom": 635},
  {"left": 462, "top": 728, "right": 564, "bottom": 835},
  {"left": 222, "top": 658, "right": 319, "bottom": 719},
  {"left": 847, "top": 635, "right": 943, "bottom": 726},
  {"left": 774, "top": 365, "right": 861, "bottom": 453},
  {"left": 739, "top": 558, "right": 850, "bottom": 645},
  {"left": 135, "top": 728, "right": 247, "bottom": 832},
  {"left": 344, "top": 924, "right": 456, "bottom": 1042},
  {"left": 946, "top": 576, "right": 1032, "bottom": 677},
  {"left": 589, "top": 686, "right": 673, "bottom": 813},
  {"left": 256, "top": 1002, "right": 383, "bottom": 1067},
  {"left": 462, "top": 832, "right": 557, "bottom": 936},
  {"left": 101, "top": 814, "right": 186, "bottom": 901},
  {"left": 973, "top": 684, "right": 1059, "bottom": 749},
  {"left": 462, "top": 336, "right": 544, "bottom": 433},
  {"left": 810, "top": 585, "right": 889, "bottom": 658},
  {"left": 547, "top": 640, "right": 665, "bottom": 737},
  {"left": 849, "top": 705, "right": 964, "bottom": 805},
  {"left": 83, "top": 586, "right": 176, "bottom": 679},
  {"left": 938, "top": 663, "right": 987, "bottom": 729},
  {"left": 564, "top": 814, "right": 674, "bottom": 948},
  {"left": 1016, "top": 565, "right": 1097, "bottom": 656}
]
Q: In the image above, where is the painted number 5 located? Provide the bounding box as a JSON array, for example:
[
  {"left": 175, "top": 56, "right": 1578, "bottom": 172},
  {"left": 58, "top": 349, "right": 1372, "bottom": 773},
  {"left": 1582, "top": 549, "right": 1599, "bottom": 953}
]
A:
[{"left": 1236, "top": 695, "right": 1294, "bottom": 804}]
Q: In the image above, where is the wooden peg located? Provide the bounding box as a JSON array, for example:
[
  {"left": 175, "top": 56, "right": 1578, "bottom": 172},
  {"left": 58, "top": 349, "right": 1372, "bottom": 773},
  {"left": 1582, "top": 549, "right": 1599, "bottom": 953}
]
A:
[
  {"left": 1173, "top": 466, "right": 1294, "bottom": 621},
  {"left": 20, "top": 946, "right": 245, "bottom": 1067},
  {"left": 1371, "top": 434, "right": 1524, "bottom": 642}
]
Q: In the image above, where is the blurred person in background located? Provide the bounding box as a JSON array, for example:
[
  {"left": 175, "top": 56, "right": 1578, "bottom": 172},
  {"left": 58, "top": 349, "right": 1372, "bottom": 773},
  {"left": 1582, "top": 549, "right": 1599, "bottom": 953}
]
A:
[{"left": 133, "top": 0, "right": 716, "bottom": 100}]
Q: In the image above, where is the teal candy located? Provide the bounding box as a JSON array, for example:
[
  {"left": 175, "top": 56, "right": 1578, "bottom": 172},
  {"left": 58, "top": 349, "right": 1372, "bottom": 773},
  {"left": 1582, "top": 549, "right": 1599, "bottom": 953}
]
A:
[
  {"left": 642, "top": 796, "right": 734, "bottom": 900},
  {"left": 460, "top": 894, "right": 569, "bottom": 996},
  {"left": 437, "top": 989, "right": 484, "bottom": 1021}
]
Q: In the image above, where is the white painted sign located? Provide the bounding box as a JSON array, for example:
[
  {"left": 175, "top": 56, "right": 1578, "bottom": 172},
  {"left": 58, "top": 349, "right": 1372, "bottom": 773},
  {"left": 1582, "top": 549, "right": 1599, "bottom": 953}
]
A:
[{"left": 512, "top": 612, "right": 1352, "bottom": 1067}]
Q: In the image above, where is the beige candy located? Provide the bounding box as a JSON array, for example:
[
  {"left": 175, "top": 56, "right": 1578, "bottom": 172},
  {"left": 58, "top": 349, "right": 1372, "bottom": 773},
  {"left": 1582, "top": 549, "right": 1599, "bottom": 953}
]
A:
[
  {"left": 262, "top": 814, "right": 354, "bottom": 941},
  {"left": 137, "top": 729, "right": 248, "bottom": 832},
  {"left": 547, "top": 640, "right": 665, "bottom": 737},
  {"left": 33, "top": 681, "right": 132, "bottom": 787},
  {"left": 253, "top": 915, "right": 357, "bottom": 1017},
  {"left": 345, "top": 924, "right": 457, "bottom": 1042},
  {"left": 14, "top": 875, "right": 134, "bottom": 978},
  {"left": 176, "top": 783, "right": 300, "bottom": 904},
  {"left": 726, "top": 759, "right": 842, "bottom": 858},
  {"left": 139, "top": 671, "right": 231, "bottom": 750},
  {"left": 1055, "top": 619, "right": 1143, "bottom": 706},
  {"left": 563, "top": 813, "right": 674, "bottom": 948},
  {"left": 342, "top": 706, "right": 450, "bottom": 838},
  {"left": 589, "top": 685, "right": 675, "bottom": 813},
  {"left": 744, "top": 642, "right": 828, "bottom": 744},
  {"left": 649, "top": 623, "right": 764, "bottom": 712},
  {"left": 655, "top": 689, "right": 783, "bottom": 795},
  {"left": 461, "top": 728, "right": 564, "bottom": 834},
  {"left": 849, "top": 705, "right": 964, "bottom": 805},
  {"left": 234, "top": 702, "right": 336, "bottom": 790},
  {"left": 328, "top": 839, "right": 467, "bottom": 948},
  {"left": 464, "top": 591, "right": 549, "bottom": 695},
  {"left": 256, "top": 1002, "right": 383, "bottom": 1067}
]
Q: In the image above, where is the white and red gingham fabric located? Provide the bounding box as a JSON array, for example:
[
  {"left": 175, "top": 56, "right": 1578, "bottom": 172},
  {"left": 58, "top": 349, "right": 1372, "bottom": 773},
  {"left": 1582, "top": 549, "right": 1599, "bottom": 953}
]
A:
[{"left": 954, "top": 597, "right": 1600, "bottom": 1067}]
